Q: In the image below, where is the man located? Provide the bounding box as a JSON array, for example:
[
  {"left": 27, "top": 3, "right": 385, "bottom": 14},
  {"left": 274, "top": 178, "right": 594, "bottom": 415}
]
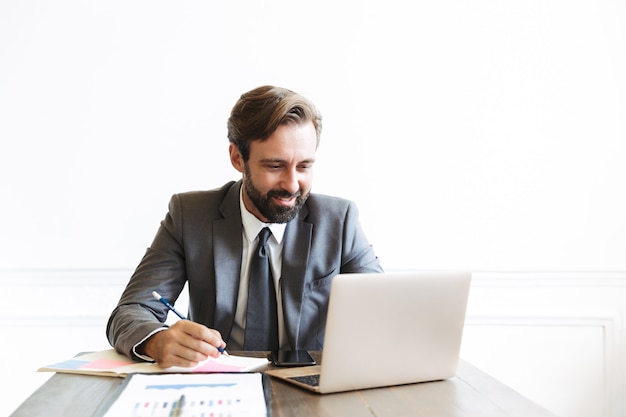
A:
[{"left": 107, "top": 85, "right": 382, "bottom": 368}]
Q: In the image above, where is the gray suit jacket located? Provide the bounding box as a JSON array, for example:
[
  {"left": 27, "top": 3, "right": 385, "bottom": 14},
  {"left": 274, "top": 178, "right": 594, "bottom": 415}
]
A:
[{"left": 107, "top": 180, "right": 382, "bottom": 358}]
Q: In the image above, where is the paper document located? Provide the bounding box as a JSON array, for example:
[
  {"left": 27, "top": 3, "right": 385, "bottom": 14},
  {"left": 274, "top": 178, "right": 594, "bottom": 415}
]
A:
[
  {"left": 102, "top": 372, "right": 268, "bottom": 417},
  {"left": 38, "top": 349, "right": 269, "bottom": 377}
]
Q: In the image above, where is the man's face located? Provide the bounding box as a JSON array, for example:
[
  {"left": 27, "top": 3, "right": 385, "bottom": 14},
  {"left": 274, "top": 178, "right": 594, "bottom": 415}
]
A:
[{"left": 229, "top": 122, "right": 317, "bottom": 223}]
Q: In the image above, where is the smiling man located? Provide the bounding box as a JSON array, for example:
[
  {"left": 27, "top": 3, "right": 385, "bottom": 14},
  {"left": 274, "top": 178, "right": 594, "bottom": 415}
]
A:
[
  {"left": 107, "top": 86, "right": 383, "bottom": 368},
  {"left": 232, "top": 122, "right": 316, "bottom": 224}
]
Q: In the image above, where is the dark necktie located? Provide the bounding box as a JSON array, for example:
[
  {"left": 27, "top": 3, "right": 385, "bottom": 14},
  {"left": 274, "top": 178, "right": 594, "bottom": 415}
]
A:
[{"left": 244, "top": 227, "right": 278, "bottom": 351}]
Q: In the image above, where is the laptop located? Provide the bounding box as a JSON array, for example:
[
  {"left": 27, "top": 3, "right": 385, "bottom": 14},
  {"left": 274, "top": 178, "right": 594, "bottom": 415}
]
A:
[{"left": 265, "top": 271, "right": 471, "bottom": 394}]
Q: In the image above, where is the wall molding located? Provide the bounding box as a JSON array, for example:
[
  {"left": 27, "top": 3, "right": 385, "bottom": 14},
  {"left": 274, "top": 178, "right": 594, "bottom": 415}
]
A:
[
  {"left": 2, "top": 268, "right": 626, "bottom": 417},
  {"left": 471, "top": 270, "right": 626, "bottom": 287},
  {"left": 3, "top": 268, "right": 626, "bottom": 285},
  {"left": 0, "top": 268, "right": 132, "bottom": 286},
  {"left": 462, "top": 272, "right": 626, "bottom": 417}
]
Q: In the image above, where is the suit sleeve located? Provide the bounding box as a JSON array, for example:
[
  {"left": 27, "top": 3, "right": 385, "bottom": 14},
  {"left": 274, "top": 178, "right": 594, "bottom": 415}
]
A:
[
  {"left": 339, "top": 201, "right": 384, "bottom": 273},
  {"left": 106, "top": 194, "right": 189, "bottom": 360}
]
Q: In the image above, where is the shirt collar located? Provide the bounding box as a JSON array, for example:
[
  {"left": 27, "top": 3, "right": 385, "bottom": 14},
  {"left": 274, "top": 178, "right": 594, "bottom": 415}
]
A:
[{"left": 239, "top": 185, "right": 286, "bottom": 244}]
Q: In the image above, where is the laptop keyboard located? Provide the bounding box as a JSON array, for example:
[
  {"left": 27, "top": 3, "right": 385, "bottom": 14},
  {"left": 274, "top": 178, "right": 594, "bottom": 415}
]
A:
[{"left": 289, "top": 374, "right": 320, "bottom": 387}]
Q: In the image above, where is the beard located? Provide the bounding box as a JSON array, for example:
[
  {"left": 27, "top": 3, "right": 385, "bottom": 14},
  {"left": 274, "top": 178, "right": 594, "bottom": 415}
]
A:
[{"left": 243, "top": 169, "right": 309, "bottom": 224}]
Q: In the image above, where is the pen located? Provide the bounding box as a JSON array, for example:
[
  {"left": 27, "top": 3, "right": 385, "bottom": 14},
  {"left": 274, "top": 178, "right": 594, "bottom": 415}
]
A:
[
  {"left": 152, "top": 291, "right": 229, "bottom": 356},
  {"left": 171, "top": 394, "right": 185, "bottom": 417},
  {"left": 152, "top": 291, "right": 186, "bottom": 319}
]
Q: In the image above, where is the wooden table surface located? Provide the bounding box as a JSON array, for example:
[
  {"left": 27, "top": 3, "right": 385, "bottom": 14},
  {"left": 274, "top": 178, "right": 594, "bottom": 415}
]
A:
[{"left": 11, "top": 352, "right": 556, "bottom": 417}]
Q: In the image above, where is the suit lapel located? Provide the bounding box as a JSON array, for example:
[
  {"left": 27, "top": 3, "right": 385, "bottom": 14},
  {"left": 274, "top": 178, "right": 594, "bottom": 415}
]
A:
[
  {"left": 213, "top": 182, "right": 243, "bottom": 339},
  {"left": 280, "top": 205, "right": 313, "bottom": 349}
]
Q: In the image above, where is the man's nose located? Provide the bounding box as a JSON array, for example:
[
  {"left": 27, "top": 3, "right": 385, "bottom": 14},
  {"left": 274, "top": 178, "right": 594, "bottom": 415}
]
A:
[{"left": 280, "top": 168, "right": 300, "bottom": 194}]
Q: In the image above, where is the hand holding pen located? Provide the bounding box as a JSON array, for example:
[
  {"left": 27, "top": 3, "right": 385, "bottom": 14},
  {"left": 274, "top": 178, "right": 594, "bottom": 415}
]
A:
[{"left": 142, "top": 291, "right": 228, "bottom": 368}]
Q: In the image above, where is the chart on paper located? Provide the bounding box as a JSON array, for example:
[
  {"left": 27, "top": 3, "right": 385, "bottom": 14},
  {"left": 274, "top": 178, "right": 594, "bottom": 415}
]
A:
[{"left": 102, "top": 373, "right": 268, "bottom": 417}]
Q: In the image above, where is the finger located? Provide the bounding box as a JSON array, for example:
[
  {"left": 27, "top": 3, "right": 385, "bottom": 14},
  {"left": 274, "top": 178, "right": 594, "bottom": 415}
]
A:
[
  {"left": 173, "top": 321, "right": 226, "bottom": 356},
  {"left": 161, "top": 336, "right": 211, "bottom": 367}
]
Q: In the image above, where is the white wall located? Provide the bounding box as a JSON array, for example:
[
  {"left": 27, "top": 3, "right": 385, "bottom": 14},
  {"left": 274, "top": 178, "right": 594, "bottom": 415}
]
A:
[
  {"left": 1, "top": 0, "right": 625, "bottom": 272},
  {"left": 2, "top": 1, "right": 626, "bottom": 417}
]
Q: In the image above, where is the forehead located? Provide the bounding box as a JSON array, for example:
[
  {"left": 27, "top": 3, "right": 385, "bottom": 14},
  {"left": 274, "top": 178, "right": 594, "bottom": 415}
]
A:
[{"left": 249, "top": 122, "right": 318, "bottom": 161}]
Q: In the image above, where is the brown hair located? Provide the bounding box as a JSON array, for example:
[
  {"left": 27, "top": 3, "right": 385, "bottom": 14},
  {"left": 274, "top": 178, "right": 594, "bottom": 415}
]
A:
[{"left": 227, "top": 85, "right": 322, "bottom": 161}]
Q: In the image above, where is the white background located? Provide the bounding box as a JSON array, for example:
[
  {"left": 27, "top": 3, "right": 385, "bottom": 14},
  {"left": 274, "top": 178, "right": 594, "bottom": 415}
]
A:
[
  {"left": 2, "top": 0, "right": 625, "bottom": 272},
  {"left": 1, "top": 2, "right": 626, "bottom": 417}
]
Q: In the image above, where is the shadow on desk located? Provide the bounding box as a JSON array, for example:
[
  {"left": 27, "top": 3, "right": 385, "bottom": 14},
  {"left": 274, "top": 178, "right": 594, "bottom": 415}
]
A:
[{"left": 11, "top": 352, "right": 556, "bottom": 417}]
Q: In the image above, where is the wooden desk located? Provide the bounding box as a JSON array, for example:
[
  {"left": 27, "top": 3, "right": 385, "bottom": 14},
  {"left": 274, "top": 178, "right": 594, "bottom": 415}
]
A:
[{"left": 11, "top": 353, "right": 556, "bottom": 417}]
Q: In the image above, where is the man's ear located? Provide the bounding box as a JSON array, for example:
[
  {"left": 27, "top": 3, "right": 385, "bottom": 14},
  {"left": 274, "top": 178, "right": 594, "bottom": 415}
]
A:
[{"left": 229, "top": 143, "right": 244, "bottom": 173}]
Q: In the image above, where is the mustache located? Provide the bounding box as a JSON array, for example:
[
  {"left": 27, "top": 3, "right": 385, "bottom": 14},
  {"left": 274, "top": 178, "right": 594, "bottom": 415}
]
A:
[{"left": 267, "top": 189, "right": 302, "bottom": 199}]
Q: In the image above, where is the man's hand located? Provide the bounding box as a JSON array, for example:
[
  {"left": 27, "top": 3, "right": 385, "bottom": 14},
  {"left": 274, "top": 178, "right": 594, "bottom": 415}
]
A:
[{"left": 140, "top": 321, "right": 227, "bottom": 368}]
